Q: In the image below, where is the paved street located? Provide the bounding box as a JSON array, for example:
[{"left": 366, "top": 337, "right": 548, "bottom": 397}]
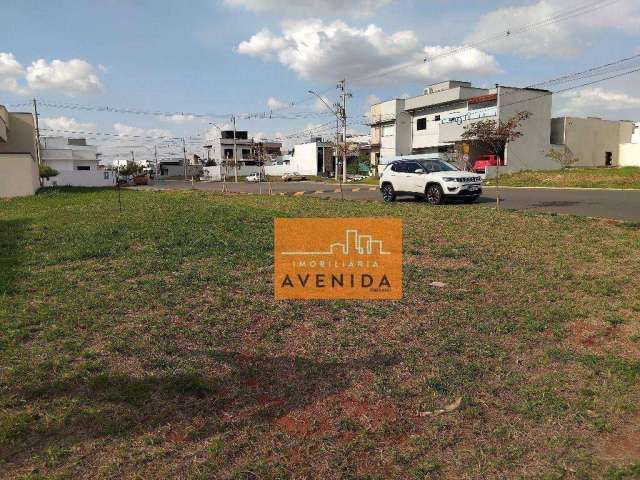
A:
[{"left": 140, "top": 180, "right": 640, "bottom": 221}]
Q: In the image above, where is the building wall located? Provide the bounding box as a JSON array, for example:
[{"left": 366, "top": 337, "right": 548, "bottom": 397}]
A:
[
  {"left": 0, "top": 154, "right": 40, "bottom": 198},
  {"left": 554, "top": 117, "right": 633, "bottom": 167},
  {"left": 0, "top": 112, "right": 37, "bottom": 159},
  {"left": 0, "top": 106, "right": 8, "bottom": 143},
  {"left": 202, "top": 164, "right": 263, "bottom": 181},
  {"left": 291, "top": 142, "right": 321, "bottom": 176},
  {"left": 620, "top": 143, "right": 640, "bottom": 167},
  {"left": 632, "top": 123, "right": 640, "bottom": 144},
  {"left": 499, "top": 87, "right": 555, "bottom": 173},
  {"left": 0, "top": 111, "right": 39, "bottom": 198},
  {"left": 43, "top": 170, "right": 114, "bottom": 187}
]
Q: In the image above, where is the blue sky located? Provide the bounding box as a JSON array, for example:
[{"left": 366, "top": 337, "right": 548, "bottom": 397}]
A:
[{"left": 1, "top": 0, "right": 639, "bottom": 162}]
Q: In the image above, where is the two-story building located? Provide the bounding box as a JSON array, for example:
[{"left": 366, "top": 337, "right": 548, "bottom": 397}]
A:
[
  {"left": 0, "top": 105, "right": 40, "bottom": 198},
  {"left": 368, "top": 81, "right": 554, "bottom": 175},
  {"left": 211, "top": 130, "right": 282, "bottom": 166},
  {"left": 41, "top": 136, "right": 114, "bottom": 187}
]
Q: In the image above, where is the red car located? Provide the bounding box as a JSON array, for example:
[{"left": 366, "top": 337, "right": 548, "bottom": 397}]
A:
[{"left": 472, "top": 154, "right": 501, "bottom": 173}]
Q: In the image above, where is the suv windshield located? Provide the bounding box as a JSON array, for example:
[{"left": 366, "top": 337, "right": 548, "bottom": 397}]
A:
[{"left": 417, "top": 160, "right": 458, "bottom": 173}]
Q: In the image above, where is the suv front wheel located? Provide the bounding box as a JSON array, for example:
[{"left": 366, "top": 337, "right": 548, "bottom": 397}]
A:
[
  {"left": 381, "top": 183, "right": 396, "bottom": 203},
  {"left": 426, "top": 184, "right": 444, "bottom": 205}
]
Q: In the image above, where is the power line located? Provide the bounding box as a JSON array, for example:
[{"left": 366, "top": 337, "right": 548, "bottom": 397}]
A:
[{"left": 351, "top": 0, "right": 624, "bottom": 85}]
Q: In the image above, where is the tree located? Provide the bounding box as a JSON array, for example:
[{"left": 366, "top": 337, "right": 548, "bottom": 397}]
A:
[
  {"left": 546, "top": 147, "right": 578, "bottom": 170},
  {"left": 39, "top": 164, "right": 59, "bottom": 180},
  {"left": 118, "top": 162, "right": 144, "bottom": 176},
  {"left": 461, "top": 111, "right": 531, "bottom": 208}
]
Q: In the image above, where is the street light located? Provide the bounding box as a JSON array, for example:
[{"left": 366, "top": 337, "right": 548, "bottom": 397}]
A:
[{"left": 308, "top": 91, "right": 343, "bottom": 193}]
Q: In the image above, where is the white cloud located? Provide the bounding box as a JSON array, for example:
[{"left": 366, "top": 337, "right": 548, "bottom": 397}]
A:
[
  {"left": 0, "top": 52, "right": 105, "bottom": 96},
  {"left": 237, "top": 20, "right": 499, "bottom": 85},
  {"left": 223, "top": 0, "right": 392, "bottom": 16},
  {"left": 466, "top": 0, "right": 640, "bottom": 58},
  {"left": 266, "top": 96, "right": 288, "bottom": 110},
  {"left": 0, "top": 52, "right": 27, "bottom": 95},
  {"left": 113, "top": 123, "right": 173, "bottom": 139},
  {"left": 204, "top": 123, "right": 233, "bottom": 141},
  {"left": 559, "top": 87, "right": 640, "bottom": 113},
  {"left": 40, "top": 116, "right": 97, "bottom": 133},
  {"left": 160, "top": 114, "right": 199, "bottom": 124},
  {"left": 314, "top": 95, "right": 333, "bottom": 112},
  {"left": 26, "top": 58, "right": 103, "bottom": 96},
  {"left": 366, "top": 94, "right": 380, "bottom": 105}
]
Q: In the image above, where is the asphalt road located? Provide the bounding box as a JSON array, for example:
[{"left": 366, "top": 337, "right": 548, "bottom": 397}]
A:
[{"left": 140, "top": 180, "right": 640, "bottom": 221}]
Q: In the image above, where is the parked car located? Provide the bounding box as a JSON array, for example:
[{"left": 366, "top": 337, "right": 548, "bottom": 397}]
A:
[
  {"left": 246, "top": 172, "right": 265, "bottom": 183},
  {"left": 379, "top": 159, "right": 482, "bottom": 205},
  {"left": 133, "top": 174, "right": 149, "bottom": 185},
  {"left": 347, "top": 174, "right": 366, "bottom": 182},
  {"left": 282, "top": 172, "right": 306, "bottom": 182},
  {"left": 472, "top": 154, "right": 500, "bottom": 173}
]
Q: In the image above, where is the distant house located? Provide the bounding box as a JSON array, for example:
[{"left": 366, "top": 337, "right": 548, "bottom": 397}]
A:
[
  {"left": 289, "top": 138, "right": 334, "bottom": 176},
  {"left": 211, "top": 130, "right": 282, "bottom": 166},
  {"left": 41, "top": 136, "right": 114, "bottom": 187},
  {"left": 369, "top": 80, "right": 554, "bottom": 175},
  {"left": 0, "top": 105, "right": 39, "bottom": 198},
  {"left": 157, "top": 157, "right": 202, "bottom": 178},
  {"left": 551, "top": 117, "right": 637, "bottom": 167}
]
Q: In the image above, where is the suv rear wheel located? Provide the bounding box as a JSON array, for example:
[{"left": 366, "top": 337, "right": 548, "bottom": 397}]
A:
[
  {"left": 381, "top": 183, "right": 396, "bottom": 203},
  {"left": 426, "top": 184, "right": 444, "bottom": 205}
]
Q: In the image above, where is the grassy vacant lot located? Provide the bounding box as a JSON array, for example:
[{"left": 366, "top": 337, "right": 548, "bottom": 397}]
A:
[
  {"left": 486, "top": 167, "right": 640, "bottom": 189},
  {"left": 1, "top": 188, "right": 640, "bottom": 479}
]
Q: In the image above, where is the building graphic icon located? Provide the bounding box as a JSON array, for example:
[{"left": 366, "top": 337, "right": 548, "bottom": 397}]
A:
[{"left": 282, "top": 229, "right": 391, "bottom": 256}]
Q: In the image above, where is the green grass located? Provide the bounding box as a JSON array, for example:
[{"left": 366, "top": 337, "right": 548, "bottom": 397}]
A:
[
  {"left": 1, "top": 187, "right": 640, "bottom": 479},
  {"left": 486, "top": 167, "right": 640, "bottom": 189}
]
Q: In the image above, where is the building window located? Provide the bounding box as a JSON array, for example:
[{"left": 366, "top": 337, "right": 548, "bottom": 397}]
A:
[
  {"left": 416, "top": 118, "right": 427, "bottom": 131},
  {"left": 242, "top": 149, "right": 251, "bottom": 157},
  {"left": 434, "top": 115, "right": 441, "bottom": 121},
  {"left": 76, "top": 165, "right": 90, "bottom": 171},
  {"left": 104, "top": 171, "right": 110, "bottom": 179},
  {"left": 382, "top": 125, "right": 394, "bottom": 137},
  {"left": 224, "top": 148, "right": 234, "bottom": 159}
]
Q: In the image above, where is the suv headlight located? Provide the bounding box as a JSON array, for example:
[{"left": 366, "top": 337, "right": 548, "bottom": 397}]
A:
[{"left": 442, "top": 177, "right": 457, "bottom": 182}]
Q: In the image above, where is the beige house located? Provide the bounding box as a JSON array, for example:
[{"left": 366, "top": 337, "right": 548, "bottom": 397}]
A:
[
  {"left": 551, "top": 117, "right": 635, "bottom": 167},
  {"left": 0, "top": 105, "right": 39, "bottom": 198}
]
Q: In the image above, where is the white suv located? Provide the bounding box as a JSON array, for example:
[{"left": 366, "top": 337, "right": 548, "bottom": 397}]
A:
[{"left": 379, "top": 159, "right": 482, "bottom": 204}]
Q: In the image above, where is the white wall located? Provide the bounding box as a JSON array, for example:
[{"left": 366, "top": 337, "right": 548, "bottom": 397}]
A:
[
  {"left": 620, "top": 143, "right": 640, "bottom": 167},
  {"left": 291, "top": 143, "right": 320, "bottom": 176},
  {"left": 201, "top": 164, "right": 263, "bottom": 181},
  {"left": 43, "top": 170, "right": 115, "bottom": 187},
  {"left": 264, "top": 163, "right": 291, "bottom": 177}
]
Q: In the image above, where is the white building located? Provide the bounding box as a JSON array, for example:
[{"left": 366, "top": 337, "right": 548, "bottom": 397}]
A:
[
  {"left": 369, "top": 80, "right": 554, "bottom": 175},
  {"left": 289, "top": 139, "right": 334, "bottom": 176},
  {"left": 41, "top": 137, "right": 114, "bottom": 187}
]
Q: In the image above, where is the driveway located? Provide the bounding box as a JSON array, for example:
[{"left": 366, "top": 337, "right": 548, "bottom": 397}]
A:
[{"left": 140, "top": 180, "right": 640, "bottom": 221}]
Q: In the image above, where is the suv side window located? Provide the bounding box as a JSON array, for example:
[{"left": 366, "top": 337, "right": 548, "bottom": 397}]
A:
[
  {"left": 391, "top": 163, "right": 405, "bottom": 173},
  {"left": 405, "top": 162, "right": 422, "bottom": 173}
]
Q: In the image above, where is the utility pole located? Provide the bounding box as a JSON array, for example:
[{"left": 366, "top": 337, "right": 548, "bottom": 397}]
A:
[
  {"left": 182, "top": 137, "right": 188, "bottom": 181},
  {"left": 335, "top": 108, "right": 340, "bottom": 182},
  {"left": 232, "top": 115, "right": 238, "bottom": 183},
  {"left": 338, "top": 79, "right": 352, "bottom": 184},
  {"left": 154, "top": 144, "right": 158, "bottom": 179},
  {"left": 33, "top": 98, "right": 42, "bottom": 167}
]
